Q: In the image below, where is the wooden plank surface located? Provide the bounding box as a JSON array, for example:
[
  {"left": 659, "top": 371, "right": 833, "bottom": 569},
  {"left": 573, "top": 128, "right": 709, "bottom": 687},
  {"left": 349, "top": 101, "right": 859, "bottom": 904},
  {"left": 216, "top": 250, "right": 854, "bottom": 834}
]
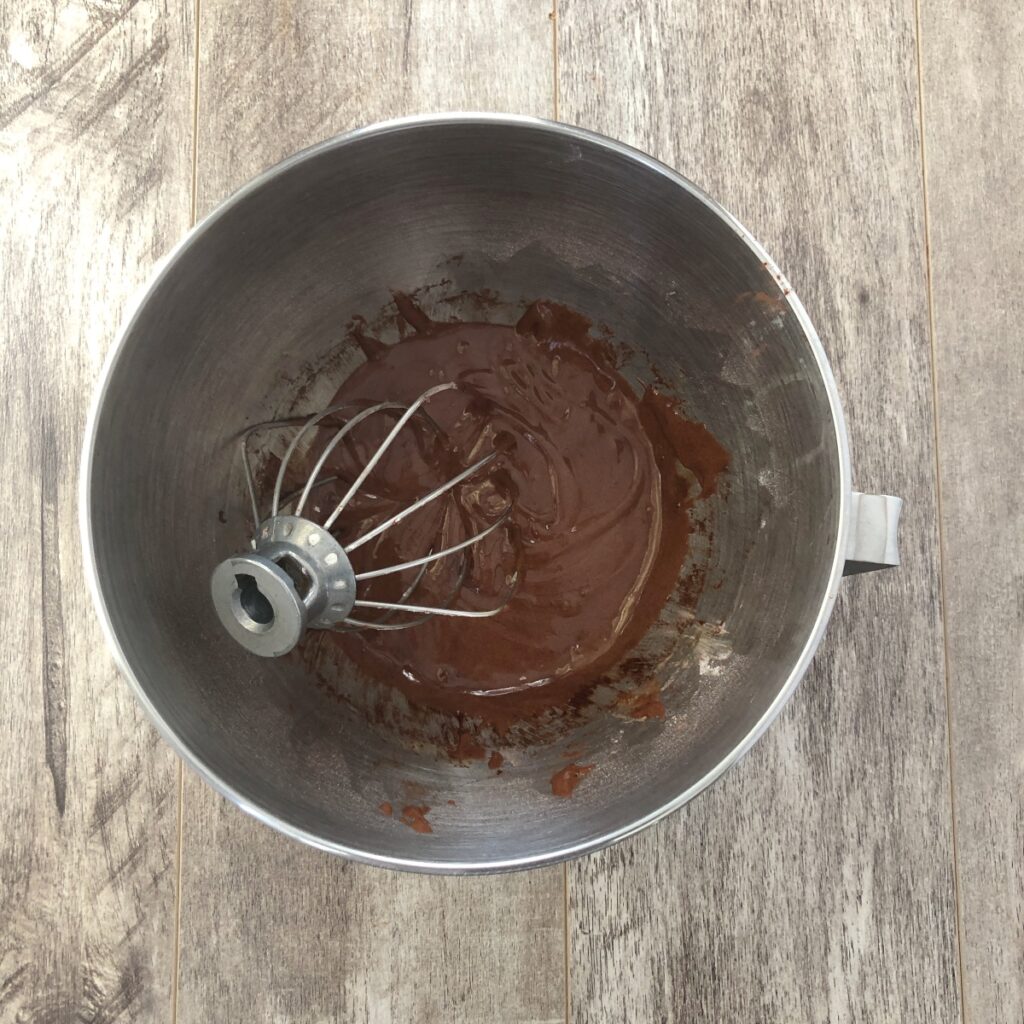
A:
[
  {"left": 558, "top": 1, "right": 963, "bottom": 1020},
  {"left": 0, "top": 1, "right": 194, "bottom": 1021},
  {"left": 921, "top": 2, "right": 1024, "bottom": 1019},
  {"left": 173, "top": 2, "right": 566, "bottom": 1022}
]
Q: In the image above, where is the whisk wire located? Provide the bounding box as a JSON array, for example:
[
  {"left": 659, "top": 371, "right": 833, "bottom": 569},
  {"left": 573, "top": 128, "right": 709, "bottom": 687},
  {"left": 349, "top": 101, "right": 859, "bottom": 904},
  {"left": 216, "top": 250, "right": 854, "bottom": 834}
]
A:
[
  {"left": 341, "top": 548, "right": 472, "bottom": 632},
  {"left": 351, "top": 595, "right": 513, "bottom": 619},
  {"left": 270, "top": 402, "right": 357, "bottom": 516},
  {"left": 213, "top": 382, "right": 518, "bottom": 656},
  {"left": 323, "top": 382, "right": 456, "bottom": 530},
  {"left": 345, "top": 449, "right": 496, "bottom": 553},
  {"left": 294, "top": 402, "right": 405, "bottom": 517},
  {"left": 354, "top": 508, "right": 512, "bottom": 581}
]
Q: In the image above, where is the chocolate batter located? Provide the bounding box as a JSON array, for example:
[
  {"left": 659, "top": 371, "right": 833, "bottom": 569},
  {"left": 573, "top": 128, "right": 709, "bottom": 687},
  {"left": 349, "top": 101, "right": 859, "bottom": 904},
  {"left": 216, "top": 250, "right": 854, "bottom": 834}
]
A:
[{"left": 293, "top": 296, "right": 728, "bottom": 731}]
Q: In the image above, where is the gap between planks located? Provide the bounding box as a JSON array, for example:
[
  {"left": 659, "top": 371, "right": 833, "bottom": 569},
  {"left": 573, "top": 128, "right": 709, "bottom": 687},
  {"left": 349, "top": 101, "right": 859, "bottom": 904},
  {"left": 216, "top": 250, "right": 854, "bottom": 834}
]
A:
[{"left": 911, "top": 0, "right": 968, "bottom": 1017}]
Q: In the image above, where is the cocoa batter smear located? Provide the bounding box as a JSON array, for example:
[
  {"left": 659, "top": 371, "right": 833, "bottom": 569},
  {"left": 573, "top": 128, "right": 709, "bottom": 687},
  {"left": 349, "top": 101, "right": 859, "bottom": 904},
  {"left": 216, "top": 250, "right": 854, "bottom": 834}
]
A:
[{"left": 291, "top": 295, "right": 728, "bottom": 736}]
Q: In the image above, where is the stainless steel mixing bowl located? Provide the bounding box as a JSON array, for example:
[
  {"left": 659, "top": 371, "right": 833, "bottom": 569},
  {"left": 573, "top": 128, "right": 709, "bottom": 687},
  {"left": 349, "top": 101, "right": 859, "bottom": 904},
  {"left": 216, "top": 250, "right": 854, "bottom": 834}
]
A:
[{"left": 81, "top": 114, "right": 900, "bottom": 872}]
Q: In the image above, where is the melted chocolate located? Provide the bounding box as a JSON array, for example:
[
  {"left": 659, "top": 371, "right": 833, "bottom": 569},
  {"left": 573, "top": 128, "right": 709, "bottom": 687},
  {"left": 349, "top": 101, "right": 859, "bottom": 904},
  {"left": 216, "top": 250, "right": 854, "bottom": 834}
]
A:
[{"left": 293, "top": 297, "right": 728, "bottom": 733}]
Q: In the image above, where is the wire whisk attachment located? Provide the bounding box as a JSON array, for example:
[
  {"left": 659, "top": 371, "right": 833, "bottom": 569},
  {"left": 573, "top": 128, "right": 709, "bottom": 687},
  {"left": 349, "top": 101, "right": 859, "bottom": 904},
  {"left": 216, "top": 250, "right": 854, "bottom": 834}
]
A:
[{"left": 211, "top": 383, "right": 519, "bottom": 657}]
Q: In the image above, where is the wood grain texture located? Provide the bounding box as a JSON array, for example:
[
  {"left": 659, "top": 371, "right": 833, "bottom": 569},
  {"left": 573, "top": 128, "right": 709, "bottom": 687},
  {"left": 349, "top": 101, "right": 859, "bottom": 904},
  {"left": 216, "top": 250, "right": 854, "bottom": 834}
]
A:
[
  {"left": 0, "top": 1, "right": 194, "bottom": 1021},
  {"left": 921, "top": 2, "right": 1024, "bottom": 1019},
  {"left": 193, "top": 0, "right": 556, "bottom": 214},
  {"left": 174, "top": 2, "right": 564, "bottom": 1022},
  {"left": 179, "top": 814, "right": 565, "bottom": 1023},
  {"left": 558, "top": 1, "right": 963, "bottom": 1020}
]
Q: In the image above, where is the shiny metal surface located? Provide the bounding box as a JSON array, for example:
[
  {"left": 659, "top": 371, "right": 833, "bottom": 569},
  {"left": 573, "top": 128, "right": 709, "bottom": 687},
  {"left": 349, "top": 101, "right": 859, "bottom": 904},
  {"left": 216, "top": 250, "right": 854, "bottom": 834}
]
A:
[
  {"left": 844, "top": 492, "right": 903, "bottom": 574},
  {"left": 82, "top": 114, "right": 863, "bottom": 873},
  {"left": 211, "top": 514, "right": 358, "bottom": 657}
]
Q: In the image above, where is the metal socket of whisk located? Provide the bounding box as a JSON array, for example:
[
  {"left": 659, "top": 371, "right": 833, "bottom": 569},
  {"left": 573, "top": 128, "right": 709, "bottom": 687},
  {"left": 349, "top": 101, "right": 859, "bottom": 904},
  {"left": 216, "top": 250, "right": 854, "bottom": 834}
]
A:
[{"left": 211, "top": 515, "right": 356, "bottom": 657}]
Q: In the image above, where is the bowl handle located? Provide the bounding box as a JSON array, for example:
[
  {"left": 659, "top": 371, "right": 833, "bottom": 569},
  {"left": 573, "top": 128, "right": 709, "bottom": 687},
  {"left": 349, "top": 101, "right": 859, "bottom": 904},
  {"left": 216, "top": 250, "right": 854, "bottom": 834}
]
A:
[{"left": 843, "top": 492, "right": 903, "bottom": 576}]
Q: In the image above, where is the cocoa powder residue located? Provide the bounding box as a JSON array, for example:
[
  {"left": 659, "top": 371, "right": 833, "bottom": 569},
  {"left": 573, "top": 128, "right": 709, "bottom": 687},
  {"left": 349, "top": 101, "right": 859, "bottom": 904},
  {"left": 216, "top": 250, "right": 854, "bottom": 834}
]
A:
[
  {"left": 550, "top": 763, "right": 594, "bottom": 798},
  {"left": 399, "top": 805, "right": 433, "bottom": 833}
]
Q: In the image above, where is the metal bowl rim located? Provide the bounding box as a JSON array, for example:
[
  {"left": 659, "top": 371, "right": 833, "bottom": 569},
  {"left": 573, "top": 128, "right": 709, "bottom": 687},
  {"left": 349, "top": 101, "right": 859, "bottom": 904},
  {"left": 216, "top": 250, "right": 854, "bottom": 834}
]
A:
[{"left": 79, "top": 112, "right": 853, "bottom": 873}]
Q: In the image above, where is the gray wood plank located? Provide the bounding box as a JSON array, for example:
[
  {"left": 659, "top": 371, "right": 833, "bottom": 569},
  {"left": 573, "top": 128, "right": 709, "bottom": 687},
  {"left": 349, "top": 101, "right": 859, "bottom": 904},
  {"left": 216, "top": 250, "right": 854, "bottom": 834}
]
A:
[
  {"left": 175, "top": 2, "right": 564, "bottom": 1022},
  {"left": 0, "top": 1, "right": 194, "bottom": 1020},
  {"left": 558, "top": 1, "right": 963, "bottom": 1020},
  {"left": 921, "top": 2, "right": 1024, "bottom": 1019}
]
